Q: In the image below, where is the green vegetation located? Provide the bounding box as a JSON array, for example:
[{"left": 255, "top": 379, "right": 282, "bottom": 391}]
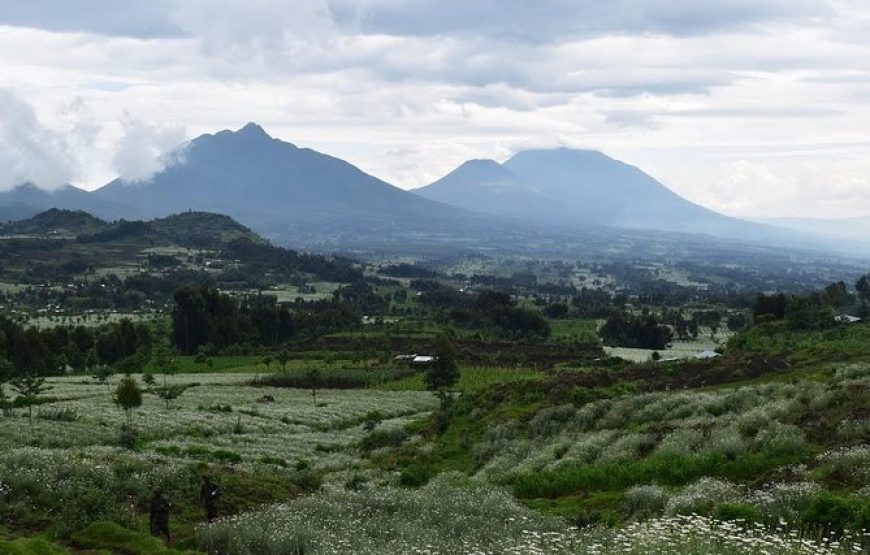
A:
[{"left": 1, "top": 209, "right": 869, "bottom": 553}]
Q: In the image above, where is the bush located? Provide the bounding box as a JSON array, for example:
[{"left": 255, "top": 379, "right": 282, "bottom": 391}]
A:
[
  {"left": 714, "top": 503, "right": 759, "bottom": 523},
  {"left": 800, "top": 494, "right": 859, "bottom": 536},
  {"left": 360, "top": 428, "right": 409, "bottom": 452},
  {"left": 624, "top": 484, "right": 669, "bottom": 520},
  {"left": 666, "top": 478, "right": 740, "bottom": 516},
  {"left": 399, "top": 464, "right": 429, "bottom": 487},
  {"left": 748, "top": 481, "right": 820, "bottom": 525},
  {"left": 118, "top": 426, "right": 138, "bottom": 450}
]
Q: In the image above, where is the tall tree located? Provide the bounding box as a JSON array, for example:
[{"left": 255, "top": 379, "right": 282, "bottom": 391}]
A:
[
  {"left": 152, "top": 339, "right": 179, "bottom": 388},
  {"left": 114, "top": 375, "right": 143, "bottom": 426},
  {"left": 424, "top": 337, "right": 460, "bottom": 407},
  {"left": 0, "top": 358, "right": 12, "bottom": 416},
  {"left": 10, "top": 373, "right": 52, "bottom": 431}
]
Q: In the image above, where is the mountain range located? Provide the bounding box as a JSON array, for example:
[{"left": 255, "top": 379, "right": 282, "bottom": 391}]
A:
[{"left": 0, "top": 123, "right": 864, "bottom": 256}]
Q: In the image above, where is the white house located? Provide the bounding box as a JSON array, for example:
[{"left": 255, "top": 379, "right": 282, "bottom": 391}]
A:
[{"left": 835, "top": 314, "right": 862, "bottom": 324}]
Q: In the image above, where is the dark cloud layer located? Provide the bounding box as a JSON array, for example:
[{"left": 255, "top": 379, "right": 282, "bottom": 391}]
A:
[
  {"left": 332, "top": 0, "right": 828, "bottom": 41},
  {"left": 0, "top": 0, "right": 180, "bottom": 37},
  {"left": 0, "top": 0, "right": 830, "bottom": 41}
]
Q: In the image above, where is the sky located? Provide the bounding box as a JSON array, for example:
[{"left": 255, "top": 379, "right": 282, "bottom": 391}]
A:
[{"left": 1, "top": 0, "right": 870, "bottom": 219}]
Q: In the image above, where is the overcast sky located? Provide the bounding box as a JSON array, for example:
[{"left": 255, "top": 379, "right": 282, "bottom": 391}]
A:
[{"left": 1, "top": 0, "right": 869, "bottom": 218}]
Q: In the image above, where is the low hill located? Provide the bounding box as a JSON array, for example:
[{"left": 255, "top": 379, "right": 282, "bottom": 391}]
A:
[
  {"left": 149, "top": 211, "right": 264, "bottom": 248},
  {"left": 0, "top": 208, "right": 109, "bottom": 237},
  {"left": 0, "top": 209, "right": 361, "bottom": 286}
]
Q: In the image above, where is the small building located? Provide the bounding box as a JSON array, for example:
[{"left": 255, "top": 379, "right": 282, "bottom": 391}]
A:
[
  {"left": 835, "top": 314, "right": 862, "bottom": 324},
  {"left": 412, "top": 355, "right": 436, "bottom": 365},
  {"left": 695, "top": 350, "right": 722, "bottom": 359}
]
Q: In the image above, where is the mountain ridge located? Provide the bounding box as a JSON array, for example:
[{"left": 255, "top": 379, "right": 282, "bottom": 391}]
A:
[{"left": 0, "top": 123, "right": 863, "bottom": 256}]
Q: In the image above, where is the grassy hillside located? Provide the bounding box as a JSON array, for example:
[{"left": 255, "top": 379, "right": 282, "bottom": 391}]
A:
[{"left": 374, "top": 321, "right": 870, "bottom": 534}]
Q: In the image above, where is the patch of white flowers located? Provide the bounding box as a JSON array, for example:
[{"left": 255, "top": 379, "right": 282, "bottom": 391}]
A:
[{"left": 200, "top": 479, "right": 866, "bottom": 555}]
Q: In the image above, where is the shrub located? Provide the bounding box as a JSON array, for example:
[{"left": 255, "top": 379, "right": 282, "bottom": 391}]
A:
[
  {"left": 800, "top": 494, "right": 859, "bottom": 536},
  {"left": 748, "top": 481, "right": 820, "bottom": 525},
  {"left": 714, "top": 503, "right": 759, "bottom": 523},
  {"left": 666, "top": 478, "right": 740, "bottom": 516},
  {"left": 529, "top": 404, "right": 576, "bottom": 437},
  {"left": 817, "top": 445, "right": 870, "bottom": 487},
  {"left": 360, "top": 428, "right": 409, "bottom": 452},
  {"left": 597, "top": 433, "right": 655, "bottom": 464},
  {"left": 118, "top": 426, "right": 138, "bottom": 450},
  {"left": 655, "top": 429, "right": 703, "bottom": 457},
  {"left": 624, "top": 484, "right": 669, "bottom": 520}
]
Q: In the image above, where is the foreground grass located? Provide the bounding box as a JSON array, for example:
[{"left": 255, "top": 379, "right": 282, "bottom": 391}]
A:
[{"left": 0, "top": 536, "right": 69, "bottom": 555}]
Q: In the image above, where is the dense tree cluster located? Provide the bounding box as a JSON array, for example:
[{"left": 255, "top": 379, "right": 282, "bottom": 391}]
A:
[
  {"left": 419, "top": 287, "right": 550, "bottom": 340},
  {"left": 171, "top": 286, "right": 363, "bottom": 354},
  {"left": 598, "top": 311, "right": 673, "bottom": 350},
  {"left": 220, "top": 238, "right": 361, "bottom": 283},
  {"left": 0, "top": 316, "right": 151, "bottom": 377},
  {"left": 379, "top": 263, "right": 438, "bottom": 279},
  {"left": 753, "top": 278, "right": 870, "bottom": 330}
]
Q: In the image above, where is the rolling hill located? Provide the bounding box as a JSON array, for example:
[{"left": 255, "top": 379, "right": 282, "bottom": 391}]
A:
[{"left": 0, "top": 208, "right": 109, "bottom": 237}]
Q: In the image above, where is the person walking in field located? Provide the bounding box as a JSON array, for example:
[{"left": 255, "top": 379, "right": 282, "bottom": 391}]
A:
[
  {"left": 200, "top": 475, "right": 222, "bottom": 522},
  {"left": 149, "top": 488, "right": 171, "bottom": 543}
]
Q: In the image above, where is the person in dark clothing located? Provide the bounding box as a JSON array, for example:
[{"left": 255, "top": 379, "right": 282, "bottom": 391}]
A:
[
  {"left": 200, "top": 476, "right": 222, "bottom": 522},
  {"left": 149, "top": 488, "right": 171, "bottom": 543}
]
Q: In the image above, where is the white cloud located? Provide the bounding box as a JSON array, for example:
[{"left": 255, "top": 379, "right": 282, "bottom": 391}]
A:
[
  {"left": 0, "top": 89, "right": 76, "bottom": 190},
  {"left": 112, "top": 116, "right": 186, "bottom": 182},
  {"left": 0, "top": 2, "right": 868, "bottom": 219}
]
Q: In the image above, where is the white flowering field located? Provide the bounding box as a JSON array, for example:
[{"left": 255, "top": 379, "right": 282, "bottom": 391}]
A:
[
  {"left": 2, "top": 364, "right": 869, "bottom": 554},
  {"left": 1, "top": 373, "right": 437, "bottom": 471},
  {"left": 200, "top": 476, "right": 866, "bottom": 555}
]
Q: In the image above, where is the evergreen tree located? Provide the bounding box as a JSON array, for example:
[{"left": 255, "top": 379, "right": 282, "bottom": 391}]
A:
[
  {"left": 10, "top": 373, "right": 52, "bottom": 431},
  {"left": 424, "top": 337, "right": 460, "bottom": 407},
  {"left": 114, "top": 375, "right": 143, "bottom": 426}
]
